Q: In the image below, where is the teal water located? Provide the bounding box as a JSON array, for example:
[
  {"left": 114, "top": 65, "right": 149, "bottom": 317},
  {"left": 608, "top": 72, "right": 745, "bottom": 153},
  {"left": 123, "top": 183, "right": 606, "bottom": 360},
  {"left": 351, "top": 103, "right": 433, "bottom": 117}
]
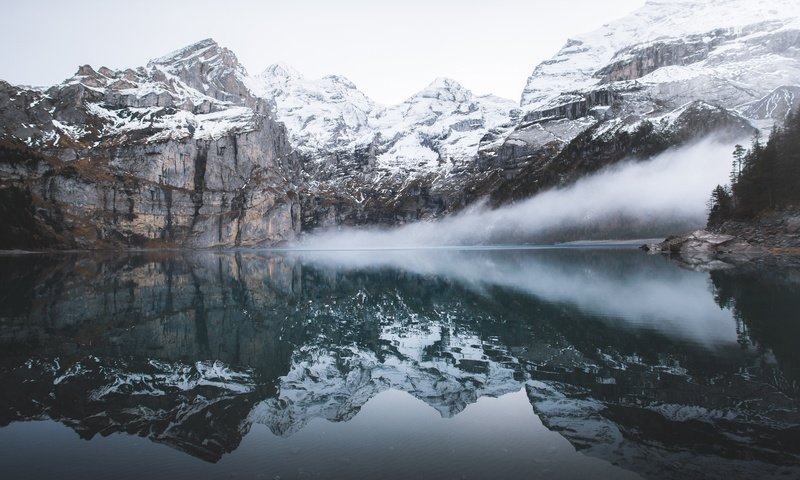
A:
[{"left": 0, "top": 248, "right": 798, "bottom": 479}]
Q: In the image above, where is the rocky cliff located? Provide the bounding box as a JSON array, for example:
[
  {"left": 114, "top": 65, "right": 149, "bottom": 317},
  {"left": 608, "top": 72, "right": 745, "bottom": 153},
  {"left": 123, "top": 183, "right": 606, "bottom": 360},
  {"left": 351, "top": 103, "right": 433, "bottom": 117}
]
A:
[{"left": 0, "top": 40, "right": 301, "bottom": 249}]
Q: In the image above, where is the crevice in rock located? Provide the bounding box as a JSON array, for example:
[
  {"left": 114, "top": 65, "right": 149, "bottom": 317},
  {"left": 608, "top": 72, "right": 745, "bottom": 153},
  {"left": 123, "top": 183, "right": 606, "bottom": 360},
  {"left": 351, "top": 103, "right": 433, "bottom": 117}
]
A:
[{"left": 191, "top": 146, "right": 208, "bottom": 228}]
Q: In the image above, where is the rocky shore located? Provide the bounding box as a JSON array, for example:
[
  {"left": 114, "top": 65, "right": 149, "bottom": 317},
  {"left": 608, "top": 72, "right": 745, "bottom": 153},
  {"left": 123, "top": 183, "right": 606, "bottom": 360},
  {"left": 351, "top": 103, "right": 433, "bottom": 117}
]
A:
[{"left": 644, "top": 208, "right": 800, "bottom": 269}]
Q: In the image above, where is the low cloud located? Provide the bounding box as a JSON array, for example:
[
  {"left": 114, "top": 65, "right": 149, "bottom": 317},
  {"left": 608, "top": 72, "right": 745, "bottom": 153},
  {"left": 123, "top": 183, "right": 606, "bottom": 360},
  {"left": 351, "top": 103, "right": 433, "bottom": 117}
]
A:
[{"left": 298, "top": 137, "right": 738, "bottom": 248}]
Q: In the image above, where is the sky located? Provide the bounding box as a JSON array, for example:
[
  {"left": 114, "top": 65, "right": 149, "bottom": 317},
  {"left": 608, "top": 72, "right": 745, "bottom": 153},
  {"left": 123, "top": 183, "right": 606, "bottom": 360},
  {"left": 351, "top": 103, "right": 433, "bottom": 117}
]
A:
[{"left": 1, "top": 0, "right": 644, "bottom": 105}]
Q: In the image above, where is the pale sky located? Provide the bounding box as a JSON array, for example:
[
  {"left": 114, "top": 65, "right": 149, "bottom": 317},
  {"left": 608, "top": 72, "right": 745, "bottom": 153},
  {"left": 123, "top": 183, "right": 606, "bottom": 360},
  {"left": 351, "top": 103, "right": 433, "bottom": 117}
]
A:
[{"left": 1, "top": 0, "right": 644, "bottom": 105}]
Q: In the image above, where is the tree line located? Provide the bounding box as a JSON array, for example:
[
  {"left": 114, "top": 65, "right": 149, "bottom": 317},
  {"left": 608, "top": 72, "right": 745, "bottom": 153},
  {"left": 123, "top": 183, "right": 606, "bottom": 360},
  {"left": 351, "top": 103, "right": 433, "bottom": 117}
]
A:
[{"left": 707, "top": 107, "right": 800, "bottom": 226}]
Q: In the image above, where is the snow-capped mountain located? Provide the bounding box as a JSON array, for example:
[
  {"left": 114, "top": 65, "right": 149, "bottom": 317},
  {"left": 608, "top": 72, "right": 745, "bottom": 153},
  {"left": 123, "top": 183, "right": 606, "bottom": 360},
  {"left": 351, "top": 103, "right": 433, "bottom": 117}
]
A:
[
  {"left": 7, "top": 38, "right": 265, "bottom": 149},
  {"left": 482, "top": 0, "right": 800, "bottom": 205},
  {"left": 522, "top": 0, "right": 800, "bottom": 113},
  {"left": 248, "top": 63, "right": 378, "bottom": 156},
  {"left": 0, "top": 39, "right": 302, "bottom": 249},
  {"left": 249, "top": 66, "right": 520, "bottom": 175},
  {"left": 370, "top": 77, "right": 520, "bottom": 175}
]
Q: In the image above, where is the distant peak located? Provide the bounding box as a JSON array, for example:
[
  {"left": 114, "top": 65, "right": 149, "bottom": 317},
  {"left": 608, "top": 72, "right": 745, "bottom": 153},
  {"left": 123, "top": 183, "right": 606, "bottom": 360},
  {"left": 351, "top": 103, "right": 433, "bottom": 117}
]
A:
[
  {"left": 427, "top": 77, "right": 465, "bottom": 91},
  {"left": 190, "top": 37, "right": 219, "bottom": 49},
  {"left": 321, "top": 74, "right": 357, "bottom": 89},
  {"left": 262, "top": 63, "right": 303, "bottom": 80},
  {"left": 408, "top": 77, "right": 471, "bottom": 103},
  {"left": 148, "top": 38, "right": 227, "bottom": 66},
  {"left": 75, "top": 64, "right": 98, "bottom": 77}
]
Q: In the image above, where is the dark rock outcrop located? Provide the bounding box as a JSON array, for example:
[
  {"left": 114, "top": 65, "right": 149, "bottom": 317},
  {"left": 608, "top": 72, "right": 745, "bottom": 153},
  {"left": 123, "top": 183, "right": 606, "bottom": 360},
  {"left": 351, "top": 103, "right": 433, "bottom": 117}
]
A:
[{"left": 646, "top": 208, "right": 800, "bottom": 268}]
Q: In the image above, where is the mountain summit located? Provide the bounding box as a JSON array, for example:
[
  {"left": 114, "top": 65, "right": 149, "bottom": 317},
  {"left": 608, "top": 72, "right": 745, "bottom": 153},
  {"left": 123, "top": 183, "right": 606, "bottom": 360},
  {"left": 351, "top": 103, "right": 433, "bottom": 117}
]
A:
[{"left": 522, "top": 0, "right": 800, "bottom": 114}]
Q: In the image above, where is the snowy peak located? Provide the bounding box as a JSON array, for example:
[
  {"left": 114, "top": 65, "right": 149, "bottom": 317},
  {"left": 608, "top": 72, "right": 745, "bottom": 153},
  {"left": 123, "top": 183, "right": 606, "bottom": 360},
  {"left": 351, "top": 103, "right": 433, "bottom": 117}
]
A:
[
  {"left": 367, "top": 80, "right": 519, "bottom": 174},
  {"left": 148, "top": 38, "right": 243, "bottom": 74},
  {"left": 521, "top": 0, "right": 800, "bottom": 110},
  {"left": 413, "top": 77, "right": 471, "bottom": 103},
  {"left": 249, "top": 63, "right": 520, "bottom": 173},
  {"left": 143, "top": 38, "right": 251, "bottom": 106},
  {"left": 19, "top": 38, "right": 268, "bottom": 148},
  {"left": 389, "top": 77, "right": 518, "bottom": 125},
  {"left": 320, "top": 74, "right": 358, "bottom": 90},
  {"left": 258, "top": 64, "right": 362, "bottom": 96},
  {"left": 261, "top": 62, "right": 304, "bottom": 82},
  {"left": 249, "top": 63, "right": 380, "bottom": 154}
]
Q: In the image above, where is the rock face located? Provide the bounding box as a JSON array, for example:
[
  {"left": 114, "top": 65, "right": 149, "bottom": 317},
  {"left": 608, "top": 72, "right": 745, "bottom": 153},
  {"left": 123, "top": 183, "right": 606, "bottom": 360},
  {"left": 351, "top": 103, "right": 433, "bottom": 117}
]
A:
[
  {"left": 646, "top": 230, "right": 764, "bottom": 269},
  {"left": 2, "top": 0, "right": 800, "bottom": 248},
  {"left": 646, "top": 208, "right": 800, "bottom": 268},
  {"left": 0, "top": 40, "right": 301, "bottom": 249}
]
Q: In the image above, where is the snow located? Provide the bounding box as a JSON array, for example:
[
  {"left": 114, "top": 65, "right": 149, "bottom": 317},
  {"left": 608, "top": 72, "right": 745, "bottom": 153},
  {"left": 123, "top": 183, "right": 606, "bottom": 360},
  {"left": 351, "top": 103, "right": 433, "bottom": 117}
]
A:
[
  {"left": 51, "top": 119, "right": 87, "bottom": 141},
  {"left": 43, "top": 356, "right": 256, "bottom": 401},
  {"left": 521, "top": 0, "right": 800, "bottom": 110},
  {"left": 638, "top": 64, "right": 705, "bottom": 84},
  {"left": 248, "top": 317, "right": 520, "bottom": 436},
  {"left": 248, "top": 64, "right": 378, "bottom": 155},
  {"left": 249, "top": 65, "right": 519, "bottom": 176},
  {"left": 194, "top": 106, "right": 256, "bottom": 140}
]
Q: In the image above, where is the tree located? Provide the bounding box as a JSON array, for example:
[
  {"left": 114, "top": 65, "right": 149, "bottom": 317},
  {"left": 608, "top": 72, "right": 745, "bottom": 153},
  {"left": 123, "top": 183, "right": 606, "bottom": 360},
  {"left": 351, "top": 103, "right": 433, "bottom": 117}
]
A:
[
  {"left": 707, "top": 185, "right": 732, "bottom": 226},
  {"left": 730, "top": 144, "right": 746, "bottom": 185},
  {"left": 707, "top": 104, "right": 800, "bottom": 227}
]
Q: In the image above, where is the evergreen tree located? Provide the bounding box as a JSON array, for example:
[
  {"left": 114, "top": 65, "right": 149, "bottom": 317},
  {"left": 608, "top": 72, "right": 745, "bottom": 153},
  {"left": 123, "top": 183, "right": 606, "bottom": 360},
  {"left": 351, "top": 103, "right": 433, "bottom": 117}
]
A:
[
  {"left": 706, "top": 105, "right": 800, "bottom": 227},
  {"left": 730, "top": 144, "right": 746, "bottom": 185},
  {"left": 707, "top": 185, "right": 733, "bottom": 226}
]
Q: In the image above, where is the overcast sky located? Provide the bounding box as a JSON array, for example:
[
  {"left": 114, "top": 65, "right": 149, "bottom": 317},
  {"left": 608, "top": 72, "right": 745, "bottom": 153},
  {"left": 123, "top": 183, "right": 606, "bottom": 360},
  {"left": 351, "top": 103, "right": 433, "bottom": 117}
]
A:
[{"left": 1, "top": 0, "right": 644, "bottom": 105}]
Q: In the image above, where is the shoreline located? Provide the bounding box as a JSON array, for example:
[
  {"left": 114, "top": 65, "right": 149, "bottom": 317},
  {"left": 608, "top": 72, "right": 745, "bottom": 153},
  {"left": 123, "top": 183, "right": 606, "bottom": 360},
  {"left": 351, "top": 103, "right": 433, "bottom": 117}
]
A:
[{"left": 643, "top": 209, "right": 800, "bottom": 269}]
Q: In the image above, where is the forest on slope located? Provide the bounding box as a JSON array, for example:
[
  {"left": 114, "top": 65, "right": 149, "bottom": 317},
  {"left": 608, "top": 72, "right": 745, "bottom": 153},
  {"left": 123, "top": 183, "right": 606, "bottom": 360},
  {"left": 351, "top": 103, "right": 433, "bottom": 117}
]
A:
[{"left": 708, "top": 107, "right": 800, "bottom": 226}]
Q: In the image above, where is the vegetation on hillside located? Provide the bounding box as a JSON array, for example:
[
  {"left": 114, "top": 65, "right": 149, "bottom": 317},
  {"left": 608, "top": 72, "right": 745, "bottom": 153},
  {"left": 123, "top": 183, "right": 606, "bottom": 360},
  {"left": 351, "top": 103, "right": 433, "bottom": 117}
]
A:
[{"left": 707, "top": 108, "right": 800, "bottom": 226}]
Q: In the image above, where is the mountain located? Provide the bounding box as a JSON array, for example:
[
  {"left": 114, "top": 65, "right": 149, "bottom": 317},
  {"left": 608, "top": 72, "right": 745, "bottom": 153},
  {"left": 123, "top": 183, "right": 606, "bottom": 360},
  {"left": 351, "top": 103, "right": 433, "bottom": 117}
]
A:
[
  {"left": 0, "top": 39, "right": 301, "bottom": 249},
  {"left": 521, "top": 0, "right": 800, "bottom": 113},
  {"left": 490, "top": 0, "right": 800, "bottom": 203},
  {"left": 249, "top": 63, "right": 378, "bottom": 156},
  {"left": 245, "top": 69, "right": 521, "bottom": 229},
  {"left": 1, "top": 0, "right": 799, "bottom": 249},
  {"left": 250, "top": 65, "right": 520, "bottom": 171}
]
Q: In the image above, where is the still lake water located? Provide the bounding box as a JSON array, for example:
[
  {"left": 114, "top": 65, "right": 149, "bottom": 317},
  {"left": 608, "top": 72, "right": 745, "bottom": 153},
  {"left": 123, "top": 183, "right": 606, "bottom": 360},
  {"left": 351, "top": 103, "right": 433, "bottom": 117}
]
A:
[{"left": 0, "top": 247, "right": 798, "bottom": 480}]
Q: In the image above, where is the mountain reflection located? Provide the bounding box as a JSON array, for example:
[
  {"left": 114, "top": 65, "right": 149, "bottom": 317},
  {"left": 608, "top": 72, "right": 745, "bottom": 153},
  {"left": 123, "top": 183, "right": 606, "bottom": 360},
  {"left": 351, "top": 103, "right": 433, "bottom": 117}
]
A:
[{"left": 0, "top": 249, "right": 798, "bottom": 478}]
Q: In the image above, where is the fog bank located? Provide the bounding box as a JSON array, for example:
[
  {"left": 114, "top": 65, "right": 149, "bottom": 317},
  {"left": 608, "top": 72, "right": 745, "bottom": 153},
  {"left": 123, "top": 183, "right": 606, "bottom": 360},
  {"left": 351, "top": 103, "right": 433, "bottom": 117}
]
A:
[
  {"left": 299, "top": 138, "right": 737, "bottom": 248},
  {"left": 291, "top": 248, "right": 739, "bottom": 346}
]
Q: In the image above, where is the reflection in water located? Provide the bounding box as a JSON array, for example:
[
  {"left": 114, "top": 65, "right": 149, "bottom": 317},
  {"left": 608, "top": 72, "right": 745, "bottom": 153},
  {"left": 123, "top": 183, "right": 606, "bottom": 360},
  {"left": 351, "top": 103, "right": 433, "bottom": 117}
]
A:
[{"left": 0, "top": 248, "right": 798, "bottom": 479}]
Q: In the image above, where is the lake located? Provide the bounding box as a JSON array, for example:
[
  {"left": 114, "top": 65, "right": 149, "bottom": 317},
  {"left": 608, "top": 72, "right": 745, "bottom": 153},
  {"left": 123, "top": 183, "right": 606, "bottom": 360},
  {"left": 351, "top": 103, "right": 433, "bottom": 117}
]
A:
[{"left": 0, "top": 247, "right": 798, "bottom": 480}]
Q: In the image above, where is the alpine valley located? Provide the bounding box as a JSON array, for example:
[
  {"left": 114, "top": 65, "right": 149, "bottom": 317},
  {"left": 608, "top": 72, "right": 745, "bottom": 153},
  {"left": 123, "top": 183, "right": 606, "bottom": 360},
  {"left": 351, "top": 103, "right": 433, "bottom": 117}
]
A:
[{"left": 2, "top": 0, "right": 800, "bottom": 249}]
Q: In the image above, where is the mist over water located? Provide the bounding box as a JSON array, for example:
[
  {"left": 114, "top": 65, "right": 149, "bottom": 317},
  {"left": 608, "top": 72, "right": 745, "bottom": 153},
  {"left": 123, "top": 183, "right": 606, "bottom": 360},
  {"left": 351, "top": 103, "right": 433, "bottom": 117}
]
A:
[
  {"left": 1, "top": 247, "right": 798, "bottom": 480},
  {"left": 292, "top": 248, "right": 738, "bottom": 346},
  {"left": 299, "top": 138, "right": 737, "bottom": 248}
]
